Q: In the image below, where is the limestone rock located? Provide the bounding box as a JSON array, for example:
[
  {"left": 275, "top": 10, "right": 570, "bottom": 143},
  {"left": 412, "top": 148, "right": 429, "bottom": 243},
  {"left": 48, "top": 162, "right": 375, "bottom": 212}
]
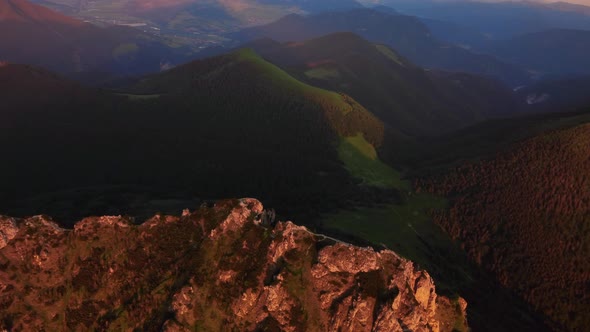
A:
[{"left": 0, "top": 199, "right": 467, "bottom": 331}]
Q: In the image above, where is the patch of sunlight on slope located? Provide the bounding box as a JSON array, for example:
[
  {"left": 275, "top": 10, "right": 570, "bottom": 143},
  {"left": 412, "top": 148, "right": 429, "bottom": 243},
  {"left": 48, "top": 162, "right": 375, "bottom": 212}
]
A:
[
  {"left": 112, "top": 43, "right": 139, "bottom": 58},
  {"left": 234, "top": 48, "right": 354, "bottom": 113},
  {"left": 338, "top": 134, "right": 409, "bottom": 189},
  {"left": 332, "top": 134, "right": 475, "bottom": 294},
  {"left": 233, "top": 49, "right": 385, "bottom": 147},
  {"left": 375, "top": 44, "right": 405, "bottom": 67},
  {"left": 304, "top": 66, "right": 341, "bottom": 80}
]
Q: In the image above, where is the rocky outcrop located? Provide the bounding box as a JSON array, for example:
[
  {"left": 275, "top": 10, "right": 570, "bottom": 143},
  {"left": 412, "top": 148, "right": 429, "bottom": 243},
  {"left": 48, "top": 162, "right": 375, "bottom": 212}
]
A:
[{"left": 0, "top": 199, "right": 467, "bottom": 331}]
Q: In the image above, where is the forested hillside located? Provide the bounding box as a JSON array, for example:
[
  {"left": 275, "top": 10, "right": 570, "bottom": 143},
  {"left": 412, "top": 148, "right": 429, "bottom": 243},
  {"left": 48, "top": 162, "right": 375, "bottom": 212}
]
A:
[{"left": 416, "top": 123, "right": 590, "bottom": 331}]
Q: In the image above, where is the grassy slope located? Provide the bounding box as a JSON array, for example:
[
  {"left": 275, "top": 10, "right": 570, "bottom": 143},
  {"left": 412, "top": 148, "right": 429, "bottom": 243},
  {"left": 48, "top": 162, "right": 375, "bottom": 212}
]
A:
[
  {"left": 328, "top": 134, "right": 468, "bottom": 293},
  {"left": 248, "top": 33, "right": 523, "bottom": 138},
  {"left": 337, "top": 134, "right": 408, "bottom": 189},
  {"left": 242, "top": 48, "right": 468, "bottom": 289},
  {"left": 328, "top": 133, "right": 471, "bottom": 295},
  {"left": 234, "top": 49, "right": 354, "bottom": 112},
  {"left": 375, "top": 44, "right": 405, "bottom": 67}
]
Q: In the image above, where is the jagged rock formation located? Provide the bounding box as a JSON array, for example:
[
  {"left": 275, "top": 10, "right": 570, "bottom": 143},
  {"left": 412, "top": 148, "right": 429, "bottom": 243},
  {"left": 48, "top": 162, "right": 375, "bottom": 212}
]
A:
[{"left": 0, "top": 199, "right": 467, "bottom": 331}]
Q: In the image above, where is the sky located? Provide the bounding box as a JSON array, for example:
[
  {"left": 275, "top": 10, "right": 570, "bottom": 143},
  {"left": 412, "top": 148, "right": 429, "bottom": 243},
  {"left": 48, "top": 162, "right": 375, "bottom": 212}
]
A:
[
  {"left": 509, "top": 0, "right": 590, "bottom": 5},
  {"left": 460, "top": 0, "right": 590, "bottom": 5},
  {"left": 361, "top": 0, "right": 590, "bottom": 6}
]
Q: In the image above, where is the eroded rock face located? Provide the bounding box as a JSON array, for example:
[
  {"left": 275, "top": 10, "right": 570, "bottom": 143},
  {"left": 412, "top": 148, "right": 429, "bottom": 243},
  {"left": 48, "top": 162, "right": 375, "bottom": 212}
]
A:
[
  {"left": 0, "top": 216, "right": 19, "bottom": 249},
  {"left": 0, "top": 198, "right": 467, "bottom": 331}
]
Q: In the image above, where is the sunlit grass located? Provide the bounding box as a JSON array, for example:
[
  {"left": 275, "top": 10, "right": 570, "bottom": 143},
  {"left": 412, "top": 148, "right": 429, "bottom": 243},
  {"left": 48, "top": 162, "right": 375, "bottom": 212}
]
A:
[
  {"left": 304, "top": 67, "right": 341, "bottom": 80},
  {"left": 338, "top": 134, "right": 409, "bottom": 189}
]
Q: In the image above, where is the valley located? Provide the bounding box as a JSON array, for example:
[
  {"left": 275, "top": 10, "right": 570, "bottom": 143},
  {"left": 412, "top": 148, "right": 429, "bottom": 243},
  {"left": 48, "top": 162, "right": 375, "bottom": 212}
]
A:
[{"left": 1, "top": 1, "right": 590, "bottom": 331}]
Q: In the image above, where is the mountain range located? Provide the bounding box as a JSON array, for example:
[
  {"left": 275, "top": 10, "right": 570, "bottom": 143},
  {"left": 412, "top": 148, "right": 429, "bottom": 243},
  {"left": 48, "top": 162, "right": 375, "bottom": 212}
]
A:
[
  {"left": 2, "top": 0, "right": 590, "bottom": 330},
  {"left": 243, "top": 32, "right": 523, "bottom": 136},
  {"left": 484, "top": 29, "right": 590, "bottom": 78},
  {"left": 230, "top": 9, "right": 531, "bottom": 85},
  {"left": 0, "top": 35, "right": 570, "bottom": 331},
  {"left": 368, "top": 0, "right": 590, "bottom": 40},
  {"left": 0, "top": 43, "right": 391, "bottom": 226}
]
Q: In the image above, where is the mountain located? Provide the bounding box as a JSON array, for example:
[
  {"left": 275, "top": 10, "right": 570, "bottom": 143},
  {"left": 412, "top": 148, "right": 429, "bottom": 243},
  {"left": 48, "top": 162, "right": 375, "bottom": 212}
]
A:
[
  {"left": 369, "top": 5, "right": 491, "bottom": 49},
  {"left": 0, "top": 198, "right": 468, "bottom": 331},
  {"left": 0, "top": 0, "right": 191, "bottom": 78},
  {"left": 0, "top": 63, "right": 96, "bottom": 111},
  {"left": 0, "top": 49, "right": 391, "bottom": 227},
  {"left": 230, "top": 9, "right": 531, "bottom": 85},
  {"left": 1, "top": 49, "right": 551, "bottom": 332},
  {"left": 417, "top": 17, "right": 491, "bottom": 49},
  {"left": 244, "top": 33, "right": 524, "bottom": 136},
  {"left": 544, "top": 1, "right": 590, "bottom": 17},
  {"left": 415, "top": 121, "right": 590, "bottom": 331},
  {"left": 485, "top": 29, "right": 590, "bottom": 78},
  {"left": 368, "top": 0, "right": 590, "bottom": 40}
]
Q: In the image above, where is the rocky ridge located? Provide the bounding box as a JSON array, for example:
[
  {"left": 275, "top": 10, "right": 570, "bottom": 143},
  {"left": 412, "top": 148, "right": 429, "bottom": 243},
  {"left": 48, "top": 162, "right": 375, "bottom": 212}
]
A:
[{"left": 0, "top": 199, "right": 467, "bottom": 331}]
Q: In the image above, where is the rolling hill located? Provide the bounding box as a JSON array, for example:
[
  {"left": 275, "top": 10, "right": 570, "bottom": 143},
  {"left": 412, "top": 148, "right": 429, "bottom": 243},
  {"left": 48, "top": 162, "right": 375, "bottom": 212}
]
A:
[
  {"left": 243, "top": 32, "right": 524, "bottom": 137},
  {"left": 0, "top": 0, "right": 192, "bottom": 78},
  {"left": 231, "top": 9, "right": 530, "bottom": 85},
  {"left": 0, "top": 49, "right": 393, "bottom": 227}
]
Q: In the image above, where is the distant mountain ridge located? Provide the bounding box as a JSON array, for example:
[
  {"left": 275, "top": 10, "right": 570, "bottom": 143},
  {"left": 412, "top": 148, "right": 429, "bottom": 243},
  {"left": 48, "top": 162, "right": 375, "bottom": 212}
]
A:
[
  {"left": 244, "top": 32, "right": 524, "bottom": 136},
  {"left": 231, "top": 9, "right": 531, "bottom": 85},
  {"left": 368, "top": 0, "right": 590, "bottom": 39},
  {"left": 485, "top": 28, "right": 590, "bottom": 78}
]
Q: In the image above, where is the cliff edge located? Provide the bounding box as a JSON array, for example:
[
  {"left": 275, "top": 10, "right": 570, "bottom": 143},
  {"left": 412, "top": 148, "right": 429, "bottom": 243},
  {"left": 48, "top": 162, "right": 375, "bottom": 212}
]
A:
[{"left": 0, "top": 199, "right": 467, "bottom": 331}]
